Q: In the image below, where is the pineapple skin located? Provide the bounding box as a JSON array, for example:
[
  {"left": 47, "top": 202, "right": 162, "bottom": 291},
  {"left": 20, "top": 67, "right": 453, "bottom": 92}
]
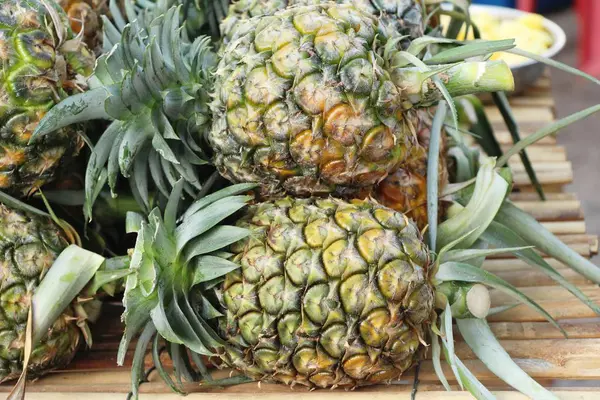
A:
[
  {"left": 219, "top": 197, "right": 434, "bottom": 388},
  {"left": 209, "top": 4, "right": 424, "bottom": 198},
  {"left": 221, "top": 0, "right": 423, "bottom": 43},
  {"left": 0, "top": 204, "right": 80, "bottom": 383},
  {"left": 372, "top": 109, "right": 449, "bottom": 230},
  {"left": 0, "top": 0, "right": 94, "bottom": 196}
]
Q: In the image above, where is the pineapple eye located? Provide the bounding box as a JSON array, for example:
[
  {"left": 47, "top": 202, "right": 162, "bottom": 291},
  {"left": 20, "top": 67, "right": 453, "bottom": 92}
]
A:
[{"left": 15, "top": 30, "right": 55, "bottom": 70}]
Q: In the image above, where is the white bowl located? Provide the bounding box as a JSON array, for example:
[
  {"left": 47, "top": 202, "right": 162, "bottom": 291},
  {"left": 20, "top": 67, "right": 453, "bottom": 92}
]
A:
[{"left": 469, "top": 4, "right": 567, "bottom": 93}]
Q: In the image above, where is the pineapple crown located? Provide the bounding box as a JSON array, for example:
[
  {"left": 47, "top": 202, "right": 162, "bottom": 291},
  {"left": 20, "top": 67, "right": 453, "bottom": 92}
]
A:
[
  {"left": 32, "top": 6, "right": 218, "bottom": 220},
  {"left": 117, "top": 0, "right": 228, "bottom": 41},
  {"left": 118, "top": 180, "right": 256, "bottom": 397}
]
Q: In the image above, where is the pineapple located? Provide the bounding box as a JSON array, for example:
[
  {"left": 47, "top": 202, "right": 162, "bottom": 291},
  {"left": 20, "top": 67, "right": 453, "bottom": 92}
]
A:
[
  {"left": 0, "top": 203, "right": 78, "bottom": 382},
  {"left": 208, "top": 4, "right": 510, "bottom": 198},
  {"left": 219, "top": 196, "right": 434, "bottom": 386},
  {"left": 371, "top": 109, "right": 449, "bottom": 229},
  {"left": 33, "top": 3, "right": 513, "bottom": 209},
  {"left": 0, "top": 0, "right": 94, "bottom": 197},
  {"left": 221, "top": 0, "right": 424, "bottom": 43},
  {"left": 119, "top": 161, "right": 594, "bottom": 400},
  {"left": 120, "top": 185, "right": 496, "bottom": 394},
  {"left": 56, "top": 0, "right": 106, "bottom": 51}
]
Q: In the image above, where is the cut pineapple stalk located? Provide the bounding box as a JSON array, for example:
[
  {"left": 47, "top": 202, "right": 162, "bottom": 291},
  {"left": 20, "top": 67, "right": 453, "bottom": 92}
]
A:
[
  {"left": 393, "top": 61, "right": 515, "bottom": 106},
  {"left": 436, "top": 282, "right": 491, "bottom": 319},
  {"left": 32, "top": 246, "right": 105, "bottom": 344}
]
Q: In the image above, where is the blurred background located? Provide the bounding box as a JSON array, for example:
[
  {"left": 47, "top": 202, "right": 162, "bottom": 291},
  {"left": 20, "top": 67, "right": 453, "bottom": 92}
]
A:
[{"left": 473, "top": 0, "right": 599, "bottom": 263}]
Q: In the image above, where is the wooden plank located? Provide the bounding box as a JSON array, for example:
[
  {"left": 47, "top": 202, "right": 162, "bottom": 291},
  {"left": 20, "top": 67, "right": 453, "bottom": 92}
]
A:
[
  {"left": 509, "top": 192, "right": 578, "bottom": 201},
  {"left": 495, "top": 131, "right": 556, "bottom": 145},
  {"left": 484, "top": 106, "right": 554, "bottom": 124},
  {"left": 483, "top": 320, "right": 600, "bottom": 340},
  {"left": 511, "top": 199, "right": 583, "bottom": 221},
  {"left": 517, "top": 184, "right": 568, "bottom": 193},
  {"left": 539, "top": 221, "right": 586, "bottom": 235},
  {"left": 488, "top": 285, "right": 600, "bottom": 321},
  {"left": 509, "top": 161, "right": 571, "bottom": 173},
  {"left": 14, "top": 391, "right": 600, "bottom": 399},
  {"left": 513, "top": 169, "right": 572, "bottom": 187}
]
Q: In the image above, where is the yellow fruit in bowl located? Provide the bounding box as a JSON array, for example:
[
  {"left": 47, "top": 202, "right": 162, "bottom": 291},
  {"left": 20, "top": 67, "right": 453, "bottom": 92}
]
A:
[
  {"left": 450, "top": 10, "right": 554, "bottom": 66},
  {"left": 519, "top": 13, "right": 545, "bottom": 30}
]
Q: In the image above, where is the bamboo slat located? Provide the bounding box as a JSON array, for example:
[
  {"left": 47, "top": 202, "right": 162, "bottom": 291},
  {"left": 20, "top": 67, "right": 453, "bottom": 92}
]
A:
[
  {"left": 12, "top": 390, "right": 600, "bottom": 399},
  {"left": 1, "top": 62, "right": 598, "bottom": 399}
]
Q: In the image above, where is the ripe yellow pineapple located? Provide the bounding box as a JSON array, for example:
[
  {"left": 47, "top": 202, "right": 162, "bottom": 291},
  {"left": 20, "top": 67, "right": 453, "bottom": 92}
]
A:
[
  {"left": 372, "top": 110, "right": 449, "bottom": 229},
  {"left": 209, "top": 5, "right": 508, "bottom": 199},
  {"left": 220, "top": 197, "right": 434, "bottom": 387}
]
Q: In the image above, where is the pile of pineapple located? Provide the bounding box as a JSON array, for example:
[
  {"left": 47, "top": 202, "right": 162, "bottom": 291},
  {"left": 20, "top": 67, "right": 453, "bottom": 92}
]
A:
[{"left": 0, "top": 0, "right": 599, "bottom": 399}]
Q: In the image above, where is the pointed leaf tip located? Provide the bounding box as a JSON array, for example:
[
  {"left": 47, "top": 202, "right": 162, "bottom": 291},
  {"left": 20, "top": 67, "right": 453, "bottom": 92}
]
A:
[{"left": 32, "top": 88, "right": 112, "bottom": 142}]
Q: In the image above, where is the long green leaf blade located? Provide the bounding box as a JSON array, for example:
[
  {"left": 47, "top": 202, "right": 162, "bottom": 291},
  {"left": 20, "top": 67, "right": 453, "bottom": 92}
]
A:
[
  {"left": 31, "top": 88, "right": 111, "bottom": 139},
  {"left": 437, "top": 157, "right": 509, "bottom": 250},
  {"left": 426, "top": 39, "right": 515, "bottom": 64},
  {"left": 498, "top": 104, "right": 600, "bottom": 167},
  {"left": 182, "top": 183, "right": 257, "bottom": 221},
  {"left": 430, "top": 331, "right": 451, "bottom": 391},
  {"left": 193, "top": 256, "right": 241, "bottom": 285},
  {"left": 175, "top": 196, "right": 250, "bottom": 252},
  {"left": 507, "top": 48, "right": 600, "bottom": 86},
  {"left": 441, "top": 246, "right": 533, "bottom": 264},
  {"left": 152, "top": 334, "right": 186, "bottom": 395},
  {"left": 130, "top": 322, "right": 156, "bottom": 399},
  {"left": 497, "top": 201, "right": 600, "bottom": 283},
  {"left": 457, "top": 318, "right": 559, "bottom": 400},
  {"left": 427, "top": 102, "right": 448, "bottom": 250},
  {"left": 184, "top": 226, "right": 249, "bottom": 261},
  {"left": 491, "top": 92, "right": 544, "bottom": 200},
  {"left": 482, "top": 221, "right": 600, "bottom": 315}
]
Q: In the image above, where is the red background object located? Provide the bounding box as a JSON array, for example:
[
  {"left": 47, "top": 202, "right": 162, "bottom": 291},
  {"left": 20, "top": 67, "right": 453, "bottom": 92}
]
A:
[
  {"left": 516, "top": 0, "right": 537, "bottom": 12},
  {"left": 575, "top": 0, "right": 600, "bottom": 76},
  {"left": 517, "top": 0, "right": 600, "bottom": 76}
]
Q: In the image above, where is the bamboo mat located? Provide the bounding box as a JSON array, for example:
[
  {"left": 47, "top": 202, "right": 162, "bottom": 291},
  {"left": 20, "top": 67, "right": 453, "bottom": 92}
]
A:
[{"left": 3, "top": 75, "right": 600, "bottom": 399}]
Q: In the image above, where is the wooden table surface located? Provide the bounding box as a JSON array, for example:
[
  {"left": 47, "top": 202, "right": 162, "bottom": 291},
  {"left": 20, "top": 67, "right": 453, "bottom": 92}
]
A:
[{"left": 3, "top": 75, "right": 600, "bottom": 399}]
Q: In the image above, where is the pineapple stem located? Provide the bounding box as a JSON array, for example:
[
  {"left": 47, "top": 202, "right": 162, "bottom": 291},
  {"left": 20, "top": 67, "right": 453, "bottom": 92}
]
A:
[
  {"left": 466, "top": 284, "right": 491, "bottom": 319},
  {"left": 436, "top": 281, "right": 491, "bottom": 319},
  {"left": 395, "top": 61, "right": 515, "bottom": 107}
]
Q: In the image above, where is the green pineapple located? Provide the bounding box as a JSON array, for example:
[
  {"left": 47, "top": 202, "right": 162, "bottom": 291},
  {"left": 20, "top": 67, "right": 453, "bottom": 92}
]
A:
[
  {"left": 0, "top": 203, "right": 78, "bottom": 382},
  {"left": 0, "top": 0, "right": 94, "bottom": 197}
]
